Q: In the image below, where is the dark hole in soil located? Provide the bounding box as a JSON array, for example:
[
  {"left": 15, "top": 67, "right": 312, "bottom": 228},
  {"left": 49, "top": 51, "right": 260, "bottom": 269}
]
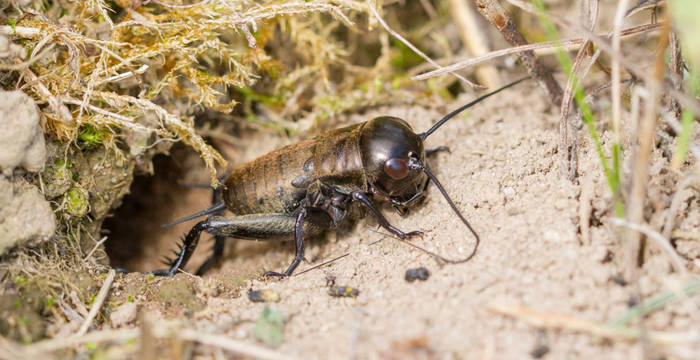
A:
[{"left": 103, "top": 144, "right": 212, "bottom": 272}]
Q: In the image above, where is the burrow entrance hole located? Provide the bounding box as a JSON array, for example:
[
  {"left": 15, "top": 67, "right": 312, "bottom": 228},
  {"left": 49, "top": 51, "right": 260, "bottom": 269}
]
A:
[{"left": 103, "top": 144, "right": 218, "bottom": 272}]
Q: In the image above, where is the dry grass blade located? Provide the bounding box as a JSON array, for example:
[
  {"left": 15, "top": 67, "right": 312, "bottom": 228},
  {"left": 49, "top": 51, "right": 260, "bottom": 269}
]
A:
[
  {"left": 626, "top": 0, "right": 666, "bottom": 17},
  {"left": 488, "top": 303, "right": 696, "bottom": 345},
  {"left": 411, "top": 23, "right": 660, "bottom": 81},
  {"left": 504, "top": 0, "right": 699, "bottom": 117},
  {"left": 609, "top": 219, "right": 687, "bottom": 275},
  {"left": 75, "top": 269, "right": 116, "bottom": 336},
  {"left": 179, "top": 329, "right": 293, "bottom": 360},
  {"left": 624, "top": 14, "right": 670, "bottom": 279},
  {"left": 558, "top": 0, "right": 599, "bottom": 180},
  {"left": 19, "top": 324, "right": 293, "bottom": 360},
  {"left": 22, "top": 67, "right": 73, "bottom": 124},
  {"left": 367, "top": 1, "right": 481, "bottom": 89},
  {"left": 662, "top": 176, "right": 699, "bottom": 241},
  {"left": 610, "top": 0, "right": 630, "bottom": 188}
]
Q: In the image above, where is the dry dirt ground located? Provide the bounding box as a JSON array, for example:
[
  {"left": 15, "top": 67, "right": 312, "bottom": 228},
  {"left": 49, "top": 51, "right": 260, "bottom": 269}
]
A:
[{"left": 104, "top": 79, "right": 699, "bottom": 359}]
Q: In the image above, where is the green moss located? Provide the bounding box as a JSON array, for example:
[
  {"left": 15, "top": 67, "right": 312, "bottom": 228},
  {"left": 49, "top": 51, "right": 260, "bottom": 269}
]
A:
[
  {"left": 390, "top": 40, "right": 424, "bottom": 69},
  {"left": 65, "top": 187, "right": 89, "bottom": 217},
  {"left": 77, "top": 124, "right": 108, "bottom": 149},
  {"left": 236, "top": 86, "right": 285, "bottom": 106}
]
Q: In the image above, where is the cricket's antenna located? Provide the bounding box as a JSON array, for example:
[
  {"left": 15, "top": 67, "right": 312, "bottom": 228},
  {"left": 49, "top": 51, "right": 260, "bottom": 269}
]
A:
[
  {"left": 419, "top": 76, "right": 530, "bottom": 141},
  {"left": 401, "top": 158, "right": 480, "bottom": 264}
]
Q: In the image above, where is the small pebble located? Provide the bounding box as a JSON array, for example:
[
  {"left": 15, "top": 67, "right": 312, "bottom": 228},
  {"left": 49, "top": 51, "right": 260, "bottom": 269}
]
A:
[
  {"left": 329, "top": 286, "right": 359, "bottom": 298},
  {"left": 502, "top": 186, "right": 516, "bottom": 197},
  {"left": 530, "top": 344, "right": 549, "bottom": 358},
  {"left": 405, "top": 267, "right": 430, "bottom": 282},
  {"left": 110, "top": 301, "right": 137, "bottom": 327},
  {"left": 248, "top": 289, "right": 281, "bottom": 303}
]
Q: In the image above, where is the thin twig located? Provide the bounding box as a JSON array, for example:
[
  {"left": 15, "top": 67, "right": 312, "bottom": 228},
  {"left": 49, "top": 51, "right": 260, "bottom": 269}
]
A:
[
  {"left": 672, "top": 231, "right": 700, "bottom": 241},
  {"left": 579, "top": 174, "right": 594, "bottom": 244},
  {"left": 22, "top": 67, "right": 73, "bottom": 124},
  {"left": 488, "top": 304, "right": 700, "bottom": 344},
  {"left": 94, "top": 64, "right": 150, "bottom": 85},
  {"left": 488, "top": 302, "right": 697, "bottom": 345},
  {"left": 412, "top": 23, "right": 660, "bottom": 80},
  {"left": 21, "top": 325, "right": 293, "bottom": 360},
  {"left": 62, "top": 98, "right": 152, "bottom": 133},
  {"left": 179, "top": 329, "right": 292, "bottom": 360},
  {"left": 662, "top": 177, "right": 697, "bottom": 241},
  {"left": 75, "top": 269, "right": 116, "bottom": 336},
  {"left": 23, "top": 329, "right": 138, "bottom": 355},
  {"left": 558, "top": 0, "right": 599, "bottom": 181},
  {"left": 611, "top": 0, "right": 631, "bottom": 171},
  {"left": 471, "top": 0, "right": 562, "bottom": 106},
  {"left": 504, "top": 0, "right": 699, "bottom": 118},
  {"left": 609, "top": 218, "right": 687, "bottom": 275},
  {"left": 83, "top": 236, "right": 108, "bottom": 262},
  {"left": 625, "top": 14, "right": 670, "bottom": 279},
  {"left": 367, "top": 1, "right": 481, "bottom": 89}
]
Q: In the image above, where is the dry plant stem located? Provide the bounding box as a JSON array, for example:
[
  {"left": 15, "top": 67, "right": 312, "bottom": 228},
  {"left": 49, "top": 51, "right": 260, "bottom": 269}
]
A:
[
  {"left": 75, "top": 269, "right": 116, "bottom": 336},
  {"left": 558, "top": 0, "right": 599, "bottom": 180},
  {"left": 61, "top": 99, "right": 152, "bottom": 133},
  {"left": 488, "top": 303, "right": 695, "bottom": 345},
  {"left": 411, "top": 23, "right": 660, "bottom": 80},
  {"left": 471, "top": 0, "right": 562, "bottom": 106},
  {"left": 22, "top": 67, "right": 73, "bottom": 124},
  {"left": 24, "top": 329, "right": 139, "bottom": 354},
  {"left": 609, "top": 218, "right": 686, "bottom": 275},
  {"left": 673, "top": 231, "right": 700, "bottom": 241},
  {"left": 449, "top": 0, "right": 500, "bottom": 88},
  {"left": 504, "top": 0, "right": 700, "bottom": 118},
  {"left": 667, "top": 31, "right": 684, "bottom": 120},
  {"left": 625, "top": 16, "right": 670, "bottom": 280},
  {"left": 95, "top": 64, "right": 150, "bottom": 86},
  {"left": 662, "top": 177, "right": 697, "bottom": 241},
  {"left": 579, "top": 174, "right": 594, "bottom": 244},
  {"left": 367, "top": 1, "right": 480, "bottom": 89},
  {"left": 21, "top": 325, "right": 292, "bottom": 360},
  {"left": 178, "top": 330, "right": 292, "bottom": 360},
  {"left": 611, "top": 0, "right": 631, "bottom": 161},
  {"left": 0, "top": 26, "right": 41, "bottom": 37}
]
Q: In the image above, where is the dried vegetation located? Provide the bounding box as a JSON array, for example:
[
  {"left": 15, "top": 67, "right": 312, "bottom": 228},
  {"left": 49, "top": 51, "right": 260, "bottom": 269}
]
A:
[{"left": 1, "top": 0, "right": 699, "bottom": 358}]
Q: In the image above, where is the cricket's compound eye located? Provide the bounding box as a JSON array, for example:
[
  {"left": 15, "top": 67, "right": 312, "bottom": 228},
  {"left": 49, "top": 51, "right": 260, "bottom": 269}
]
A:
[{"left": 384, "top": 158, "right": 409, "bottom": 180}]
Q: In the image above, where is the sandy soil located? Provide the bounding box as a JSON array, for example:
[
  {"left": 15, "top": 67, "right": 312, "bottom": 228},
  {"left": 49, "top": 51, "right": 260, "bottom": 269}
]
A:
[{"left": 106, "top": 79, "right": 700, "bottom": 359}]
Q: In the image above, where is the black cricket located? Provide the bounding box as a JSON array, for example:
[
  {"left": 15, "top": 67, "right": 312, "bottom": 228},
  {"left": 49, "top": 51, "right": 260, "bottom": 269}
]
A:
[{"left": 155, "top": 77, "right": 529, "bottom": 277}]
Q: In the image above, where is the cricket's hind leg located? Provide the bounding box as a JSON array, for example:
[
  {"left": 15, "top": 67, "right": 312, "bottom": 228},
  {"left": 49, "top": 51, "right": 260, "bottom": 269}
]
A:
[{"left": 156, "top": 212, "right": 330, "bottom": 277}]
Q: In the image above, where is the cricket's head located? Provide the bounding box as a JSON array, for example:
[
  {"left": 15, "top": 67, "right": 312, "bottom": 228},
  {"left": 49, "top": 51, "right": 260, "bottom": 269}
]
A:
[{"left": 359, "top": 116, "right": 427, "bottom": 199}]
